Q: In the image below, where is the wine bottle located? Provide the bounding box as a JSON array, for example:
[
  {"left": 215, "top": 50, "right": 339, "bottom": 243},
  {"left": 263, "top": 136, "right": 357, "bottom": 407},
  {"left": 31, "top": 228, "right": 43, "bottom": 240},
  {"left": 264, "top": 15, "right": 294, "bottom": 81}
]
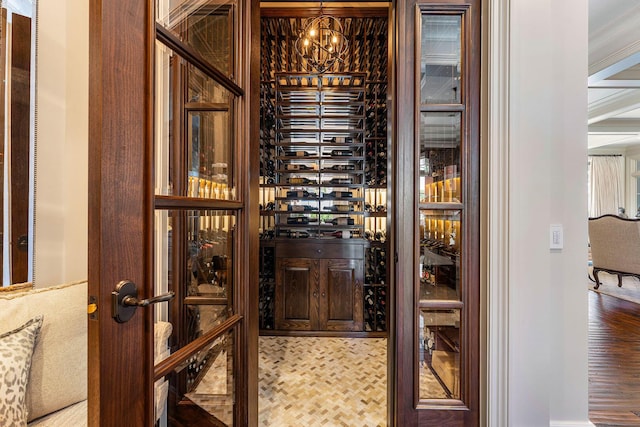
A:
[
  {"left": 327, "top": 177, "right": 353, "bottom": 185},
  {"left": 323, "top": 204, "right": 352, "bottom": 212},
  {"left": 287, "top": 177, "right": 316, "bottom": 184},
  {"left": 286, "top": 164, "right": 312, "bottom": 171},
  {"left": 323, "top": 191, "right": 353, "bottom": 198},
  {"left": 287, "top": 230, "right": 310, "bottom": 238},
  {"left": 287, "top": 216, "right": 310, "bottom": 225},
  {"left": 330, "top": 149, "right": 353, "bottom": 157},
  {"left": 288, "top": 205, "right": 314, "bottom": 212},
  {"left": 325, "top": 136, "right": 353, "bottom": 143},
  {"left": 286, "top": 190, "right": 310, "bottom": 198},
  {"left": 329, "top": 164, "right": 356, "bottom": 171},
  {"left": 326, "top": 217, "right": 354, "bottom": 226},
  {"left": 284, "top": 150, "right": 313, "bottom": 157}
]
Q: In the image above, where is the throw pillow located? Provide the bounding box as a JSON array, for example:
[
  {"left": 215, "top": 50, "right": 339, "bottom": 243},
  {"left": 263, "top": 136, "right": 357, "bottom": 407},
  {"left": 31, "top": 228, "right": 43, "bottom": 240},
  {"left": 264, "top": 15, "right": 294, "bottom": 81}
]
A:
[{"left": 0, "top": 316, "right": 43, "bottom": 427}]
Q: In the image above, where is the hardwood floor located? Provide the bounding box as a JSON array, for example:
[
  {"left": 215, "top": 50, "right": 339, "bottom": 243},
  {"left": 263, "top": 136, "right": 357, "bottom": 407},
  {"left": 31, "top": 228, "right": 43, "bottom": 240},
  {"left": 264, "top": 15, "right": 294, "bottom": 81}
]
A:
[{"left": 589, "top": 290, "right": 640, "bottom": 426}]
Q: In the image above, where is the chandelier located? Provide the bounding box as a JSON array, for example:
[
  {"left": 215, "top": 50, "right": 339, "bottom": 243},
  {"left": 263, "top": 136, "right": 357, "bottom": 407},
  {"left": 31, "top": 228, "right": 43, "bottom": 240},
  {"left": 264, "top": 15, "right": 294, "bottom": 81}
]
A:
[{"left": 294, "top": 13, "right": 348, "bottom": 73}]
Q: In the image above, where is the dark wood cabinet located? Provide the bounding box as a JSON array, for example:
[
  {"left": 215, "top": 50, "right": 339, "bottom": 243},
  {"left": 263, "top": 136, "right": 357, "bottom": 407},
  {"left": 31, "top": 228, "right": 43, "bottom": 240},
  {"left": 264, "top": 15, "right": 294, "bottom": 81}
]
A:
[
  {"left": 274, "top": 242, "right": 363, "bottom": 332},
  {"left": 320, "top": 258, "right": 363, "bottom": 331},
  {"left": 275, "top": 257, "right": 318, "bottom": 330}
]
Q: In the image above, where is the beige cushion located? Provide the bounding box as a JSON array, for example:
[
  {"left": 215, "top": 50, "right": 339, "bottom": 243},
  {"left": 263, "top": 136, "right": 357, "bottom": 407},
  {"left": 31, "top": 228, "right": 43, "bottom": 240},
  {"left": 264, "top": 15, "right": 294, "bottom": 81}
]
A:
[
  {"left": 0, "top": 316, "right": 43, "bottom": 426},
  {"left": 588, "top": 216, "right": 640, "bottom": 275},
  {"left": 0, "top": 282, "right": 87, "bottom": 421}
]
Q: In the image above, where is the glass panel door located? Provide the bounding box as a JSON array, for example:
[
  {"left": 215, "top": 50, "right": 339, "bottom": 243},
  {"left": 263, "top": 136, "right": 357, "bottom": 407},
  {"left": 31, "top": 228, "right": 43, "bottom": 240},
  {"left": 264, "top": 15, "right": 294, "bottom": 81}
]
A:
[{"left": 406, "top": 1, "right": 480, "bottom": 423}]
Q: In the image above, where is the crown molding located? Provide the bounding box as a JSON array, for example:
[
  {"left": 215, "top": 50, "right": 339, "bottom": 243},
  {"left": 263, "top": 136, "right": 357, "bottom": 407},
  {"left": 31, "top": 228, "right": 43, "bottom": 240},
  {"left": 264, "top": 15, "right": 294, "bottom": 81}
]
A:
[
  {"left": 589, "top": 4, "right": 640, "bottom": 75},
  {"left": 588, "top": 90, "right": 640, "bottom": 125}
]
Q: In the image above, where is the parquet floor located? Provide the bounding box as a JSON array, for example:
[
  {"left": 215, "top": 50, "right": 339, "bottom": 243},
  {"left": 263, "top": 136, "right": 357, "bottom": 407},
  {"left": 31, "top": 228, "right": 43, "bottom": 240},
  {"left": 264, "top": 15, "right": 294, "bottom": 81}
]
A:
[
  {"left": 258, "top": 337, "right": 388, "bottom": 426},
  {"left": 589, "top": 290, "right": 640, "bottom": 426}
]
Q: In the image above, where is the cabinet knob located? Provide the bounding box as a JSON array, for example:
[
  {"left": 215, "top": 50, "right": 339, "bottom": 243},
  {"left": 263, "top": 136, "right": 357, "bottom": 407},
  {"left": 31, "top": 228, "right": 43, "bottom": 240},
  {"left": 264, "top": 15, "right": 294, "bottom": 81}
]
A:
[{"left": 317, "top": 249, "right": 322, "bottom": 254}]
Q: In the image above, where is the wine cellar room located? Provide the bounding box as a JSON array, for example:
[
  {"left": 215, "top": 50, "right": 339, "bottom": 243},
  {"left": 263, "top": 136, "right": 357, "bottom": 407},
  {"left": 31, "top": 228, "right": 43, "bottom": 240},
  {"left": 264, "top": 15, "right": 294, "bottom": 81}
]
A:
[{"left": 257, "top": 4, "right": 394, "bottom": 422}]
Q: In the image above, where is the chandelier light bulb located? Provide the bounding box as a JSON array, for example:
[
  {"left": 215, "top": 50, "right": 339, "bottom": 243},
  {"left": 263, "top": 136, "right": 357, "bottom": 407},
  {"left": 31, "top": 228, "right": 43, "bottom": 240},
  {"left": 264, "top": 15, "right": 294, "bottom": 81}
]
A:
[{"left": 294, "top": 14, "right": 348, "bottom": 73}]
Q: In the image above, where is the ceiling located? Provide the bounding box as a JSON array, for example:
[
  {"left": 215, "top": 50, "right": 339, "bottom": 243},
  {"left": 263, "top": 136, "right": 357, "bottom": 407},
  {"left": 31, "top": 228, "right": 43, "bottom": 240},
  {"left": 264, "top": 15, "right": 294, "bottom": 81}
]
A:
[{"left": 588, "top": 0, "right": 640, "bottom": 151}]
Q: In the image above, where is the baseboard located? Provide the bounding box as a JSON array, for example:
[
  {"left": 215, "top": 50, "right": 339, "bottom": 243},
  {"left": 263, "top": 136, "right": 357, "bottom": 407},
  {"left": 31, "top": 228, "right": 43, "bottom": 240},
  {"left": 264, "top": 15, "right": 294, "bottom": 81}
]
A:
[{"left": 550, "top": 421, "right": 596, "bottom": 427}]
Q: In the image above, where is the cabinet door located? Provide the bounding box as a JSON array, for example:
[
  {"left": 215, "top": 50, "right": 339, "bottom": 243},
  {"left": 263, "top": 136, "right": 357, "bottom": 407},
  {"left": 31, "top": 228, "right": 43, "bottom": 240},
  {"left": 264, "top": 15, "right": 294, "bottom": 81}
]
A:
[
  {"left": 275, "top": 258, "right": 319, "bottom": 330},
  {"left": 320, "top": 259, "right": 363, "bottom": 331}
]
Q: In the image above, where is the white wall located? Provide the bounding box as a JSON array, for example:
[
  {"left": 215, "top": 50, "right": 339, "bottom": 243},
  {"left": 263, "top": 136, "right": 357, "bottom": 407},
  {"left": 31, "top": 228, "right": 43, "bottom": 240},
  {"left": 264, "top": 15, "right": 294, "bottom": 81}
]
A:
[
  {"left": 34, "top": 0, "right": 88, "bottom": 287},
  {"left": 505, "top": 0, "right": 590, "bottom": 425}
]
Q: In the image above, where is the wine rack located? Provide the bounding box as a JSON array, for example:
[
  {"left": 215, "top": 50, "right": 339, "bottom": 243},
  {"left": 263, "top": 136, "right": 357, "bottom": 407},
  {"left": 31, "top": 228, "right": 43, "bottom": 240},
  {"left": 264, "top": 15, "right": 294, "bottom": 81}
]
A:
[
  {"left": 259, "top": 15, "right": 389, "bottom": 335},
  {"left": 259, "top": 244, "right": 275, "bottom": 330},
  {"left": 270, "top": 73, "right": 366, "bottom": 240},
  {"left": 364, "top": 246, "right": 387, "bottom": 331}
]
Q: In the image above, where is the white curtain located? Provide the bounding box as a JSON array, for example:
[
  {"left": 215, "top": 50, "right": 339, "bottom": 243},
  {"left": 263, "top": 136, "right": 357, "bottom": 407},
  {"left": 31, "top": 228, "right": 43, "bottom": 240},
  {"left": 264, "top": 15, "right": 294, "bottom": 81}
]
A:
[{"left": 588, "top": 155, "right": 624, "bottom": 218}]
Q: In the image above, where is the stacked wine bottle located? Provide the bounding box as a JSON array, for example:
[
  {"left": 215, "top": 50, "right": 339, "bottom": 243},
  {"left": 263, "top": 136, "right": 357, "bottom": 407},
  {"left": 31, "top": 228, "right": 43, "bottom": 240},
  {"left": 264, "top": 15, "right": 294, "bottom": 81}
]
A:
[
  {"left": 258, "top": 246, "right": 275, "bottom": 330},
  {"left": 364, "top": 246, "right": 387, "bottom": 331}
]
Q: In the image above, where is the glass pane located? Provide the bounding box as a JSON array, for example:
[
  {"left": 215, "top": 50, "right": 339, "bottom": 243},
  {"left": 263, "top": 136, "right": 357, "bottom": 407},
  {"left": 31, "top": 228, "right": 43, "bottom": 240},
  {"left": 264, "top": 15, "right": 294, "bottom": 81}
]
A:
[
  {"left": 188, "top": 63, "right": 231, "bottom": 104},
  {"left": 419, "top": 308, "right": 460, "bottom": 399},
  {"left": 420, "top": 14, "right": 461, "bottom": 104},
  {"left": 156, "top": 0, "right": 234, "bottom": 75},
  {"left": 187, "top": 110, "right": 232, "bottom": 198},
  {"left": 185, "top": 210, "right": 235, "bottom": 333},
  {"left": 161, "top": 327, "right": 237, "bottom": 426},
  {"left": 418, "top": 112, "right": 461, "bottom": 203},
  {"left": 155, "top": 41, "right": 236, "bottom": 199},
  {"left": 419, "top": 209, "right": 460, "bottom": 301},
  {"left": 155, "top": 209, "right": 235, "bottom": 333},
  {"left": 184, "top": 328, "right": 235, "bottom": 425}
]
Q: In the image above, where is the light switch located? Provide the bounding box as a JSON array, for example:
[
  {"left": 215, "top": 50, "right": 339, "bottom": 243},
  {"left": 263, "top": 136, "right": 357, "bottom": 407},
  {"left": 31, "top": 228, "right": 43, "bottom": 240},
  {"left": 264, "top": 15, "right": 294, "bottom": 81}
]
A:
[{"left": 550, "top": 224, "right": 563, "bottom": 250}]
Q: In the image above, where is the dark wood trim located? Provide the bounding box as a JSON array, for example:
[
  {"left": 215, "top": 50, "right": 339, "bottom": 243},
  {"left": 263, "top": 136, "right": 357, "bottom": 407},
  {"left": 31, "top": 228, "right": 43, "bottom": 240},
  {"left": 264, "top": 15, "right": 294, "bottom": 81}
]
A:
[
  {"left": 183, "top": 296, "right": 230, "bottom": 305},
  {"left": 0, "top": 8, "right": 6, "bottom": 283},
  {"left": 169, "top": 398, "right": 228, "bottom": 426},
  {"left": 88, "top": 0, "right": 151, "bottom": 425},
  {"left": 395, "top": 0, "right": 415, "bottom": 422},
  {"left": 260, "top": 7, "right": 389, "bottom": 18},
  {"left": 154, "top": 314, "right": 243, "bottom": 381},
  {"left": 184, "top": 102, "right": 231, "bottom": 111},
  {"left": 155, "top": 195, "right": 243, "bottom": 210},
  {"left": 247, "top": 0, "right": 262, "bottom": 423},
  {"left": 9, "top": 13, "right": 31, "bottom": 284},
  {"left": 144, "top": 0, "right": 156, "bottom": 422},
  {"left": 385, "top": 3, "right": 397, "bottom": 425},
  {"left": 419, "top": 202, "right": 464, "bottom": 210},
  {"left": 156, "top": 23, "right": 243, "bottom": 97},
  {"left": 418, "top": 300, "right": 465, "bottom": 309}
]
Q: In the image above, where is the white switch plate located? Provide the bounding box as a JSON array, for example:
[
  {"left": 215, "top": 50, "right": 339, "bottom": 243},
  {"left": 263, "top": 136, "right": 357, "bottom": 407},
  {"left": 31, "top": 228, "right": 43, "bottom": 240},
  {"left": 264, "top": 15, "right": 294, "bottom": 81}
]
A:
[{"left": 550, "top": 224, "right": 563, "bottom": 250}]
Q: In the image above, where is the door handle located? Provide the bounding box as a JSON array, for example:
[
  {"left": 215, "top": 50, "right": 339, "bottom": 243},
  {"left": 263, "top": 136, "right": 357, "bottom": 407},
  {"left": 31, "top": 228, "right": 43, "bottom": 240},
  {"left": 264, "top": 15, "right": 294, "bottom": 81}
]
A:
[{"left": 112, "top": 280, "right": 175, "bottom": 323}]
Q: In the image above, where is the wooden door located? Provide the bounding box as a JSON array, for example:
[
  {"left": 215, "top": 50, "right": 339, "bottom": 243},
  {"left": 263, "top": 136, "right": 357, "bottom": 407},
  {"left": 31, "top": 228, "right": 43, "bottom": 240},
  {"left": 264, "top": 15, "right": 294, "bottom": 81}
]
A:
[
  {"left": 275, "top": 257, "right": 319, "bottom": 330},
  {"left": 395, "top": 0, "right": 481, "bottom": 425},
  {"left": 88, "top": 0, "right": 259, "bottom": 425},
  {"left": 320, "top": 258, "right": 363, "bottom": 332}
]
